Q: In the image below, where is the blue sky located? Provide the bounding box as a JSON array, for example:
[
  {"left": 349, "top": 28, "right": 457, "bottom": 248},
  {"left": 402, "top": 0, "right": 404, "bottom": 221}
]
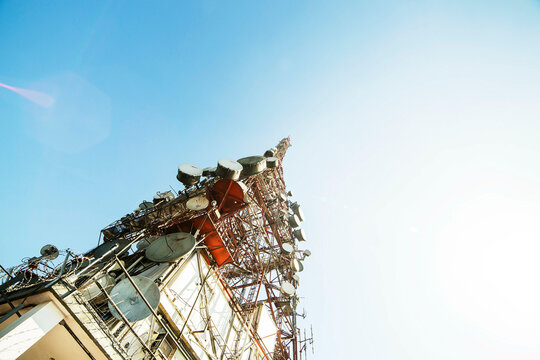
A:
[{"left": 3, "top": 1, "right": 540, "bottom": 358}]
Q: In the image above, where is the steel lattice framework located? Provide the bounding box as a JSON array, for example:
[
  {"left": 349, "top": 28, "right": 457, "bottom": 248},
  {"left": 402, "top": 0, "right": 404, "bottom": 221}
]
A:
[
  {"left": 213, "top": 138, "right": 299, "bottom": 359},
  {"left": 0, "top": 137, "right": 306, "bottom": 360}
]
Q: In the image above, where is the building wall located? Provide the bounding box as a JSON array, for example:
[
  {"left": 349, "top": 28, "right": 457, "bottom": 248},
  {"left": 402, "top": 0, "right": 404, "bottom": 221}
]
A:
[{"left": 18, "top": 323, "right": 93, "bottom": 360}]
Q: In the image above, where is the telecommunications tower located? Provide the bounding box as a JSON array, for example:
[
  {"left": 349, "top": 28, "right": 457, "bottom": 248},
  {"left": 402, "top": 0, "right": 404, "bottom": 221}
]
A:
[{"left": 0, "top": 138, "right": 312, "bottom": 360}]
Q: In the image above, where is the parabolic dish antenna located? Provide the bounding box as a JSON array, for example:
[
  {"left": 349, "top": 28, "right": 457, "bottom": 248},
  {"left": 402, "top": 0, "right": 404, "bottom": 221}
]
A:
[
  {"left": 280, "top": 281, "right": 296, "bottom": 296},
  {"left": 290, "top": 202, "right": 305, "bottom": 222},
  {"left": 177, "top": 164, "right": 203, "bottom": 186},
  {"left": 40, "top": 244, "right": 59, "bottom": 260},
  {"left": 281, "top": 243, "right": 294, "bottom": 254},
  {"left": 216, "top": 159, "right": 243, "bottom": 180},
  {"left": 291, "top": 258, "right": 304, "bottom": 272},
  {"left": 186, "top": 196, "right": 210, "bottom": 211},
  {"left": 80, "top": 273, "right": 115, "bottom": 301},
  {"left": 202, "top": 167, "right": 217, "bottom": 177},
  {"left": 266, "top": 157, "right": 279, "bottom": 168},
  {"left": 237, "top": 156, "right": 267, "bottom": 176},
  {"left": 153, "top": 191, "right": 174, "bottom": 203},
  {"left": 139, "top": 201, "right": 153, "bottom": 210},
  {"left": 264, "top": 149, "right": 275, "bottom": 157},
  {"left": 145, "top": 232, "right": 196, "bottom": 262},
  {"left": 108, "top": 276, "right": 160, "bottom": 322},
  {"left": 279, "top": 191, "right": 288, "bottom": 202},
  {"left": 293, "top": 229, "right": 306, "bottom": 242},
  {"left": 136, "top": 236, "right": 158, "bottom": 251},
  {"left": 289, "top": 214, "right": 301, "bottom": 228}
]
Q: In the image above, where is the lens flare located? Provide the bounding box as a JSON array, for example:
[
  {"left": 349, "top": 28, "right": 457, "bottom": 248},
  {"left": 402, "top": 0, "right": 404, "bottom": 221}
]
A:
[{"left": 0, "top": 82, "right": 55, "bottom": 108}]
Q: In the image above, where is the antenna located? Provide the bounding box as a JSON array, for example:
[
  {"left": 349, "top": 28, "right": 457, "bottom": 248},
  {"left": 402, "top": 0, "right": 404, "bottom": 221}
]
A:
[
  {"left": 216, "top": 159, "right": 243, "bottom": 180},
  {"left": 186, "top": 195, "right": 210, "bottom": 211},
  {"left": 264, "top": 148, "right": 275, "bottom": 157},
  {"left": 40, "top": 244, "right": 59, "bottom": 260},
  {"left": 295, "top": 308, "right": 307, "bottom": 319},
  {"left": 266, "top": 157, "right": 279, "bottom": 168},
  {"left": 291, "top": 258, "right": 304, "bottom": 272},
  {"left": 135, "top": 235, "right": 158, "bottom": 251},
  {"left": 177, "top": 164, "right": 203, "bottom": 187},
  {"left": 202, "top": 167, "right": 216, "bottom": 177},
  {"left": 293, "top": 228, "right": 307, "bottom": 242},
  {"left": 299, "top": 325, "right": 315, "bottom": 359},
  {"left": 290, "top": 202, "right": 305, "bottom": 222},
  {"left": 280, "top": 281, "right": 296, "bottom": 296},
  {"left": 108, "top": 276, "right": 160, "bottom": 322},
  {"left": 289, "top": 214, "right": 301, "bottom": 228},
  {"left": 80, "top": 272, "right": 115, "bottom": 302},
  {"left": 237, "top": 156, "right": 267, "bottom": 176},
  {"left": 281, "top": 243, "right": 294, "bottom": 254},
  {"left": 25, "top": 244, "right": 60, "bottom": 268},
  {"left": 311, "top": 325, "right": 315, "bottom": 354},
  {"left": 145, "top": 233, "right": 196, "bottom": 262}
]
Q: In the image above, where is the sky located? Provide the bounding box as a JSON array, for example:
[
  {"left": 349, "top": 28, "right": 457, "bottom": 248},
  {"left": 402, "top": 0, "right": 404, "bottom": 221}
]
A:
[{"left": 2, "top": 0, "right": 540, "bottom": 358}]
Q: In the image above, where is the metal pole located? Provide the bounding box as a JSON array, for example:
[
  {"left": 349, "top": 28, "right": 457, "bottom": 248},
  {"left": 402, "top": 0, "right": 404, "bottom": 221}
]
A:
[
  {"left": 178, "top": 262, "right": 213, "bottom": 337},
  {"left": 0, "top": 265, "right": 13, "bottom": 279}
]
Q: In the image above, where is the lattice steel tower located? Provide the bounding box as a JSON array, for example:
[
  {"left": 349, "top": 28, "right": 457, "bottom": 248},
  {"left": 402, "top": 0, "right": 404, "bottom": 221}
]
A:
[{"left": 0, "top": 138, "right": 311, "bottom": 360}]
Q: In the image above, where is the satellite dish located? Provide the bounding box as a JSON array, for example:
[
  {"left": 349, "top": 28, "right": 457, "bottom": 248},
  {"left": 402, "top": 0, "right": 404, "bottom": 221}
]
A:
[
  {"left": 290, "top": 202, "right": 305, "bottom": 222},
  {"left": 216, "top": 159, "right": 243, "bottom": 180},
  {"left": 293, "top": 229, "right": 306, "bottom": 242},
  {"left": 80, "top": 273, "right": 115, "bottom": 302},
  {"left": 264, "top": 149, "right": 275, "bottom": 157},
  {"left": 266, "top": 157, "right": 279, "bottom": 169},
  {"left": 303, "top": 249, "right": 312, "bottom": 257},
  {"left": 280, "top": 281, "right": 296, "bottom": 296},
  {"left": 136, "top": 236, "right": 158, "bottom": 251},
  {"left": 237, "top": 156, "right": 267, "bottom": 176},
  {"left": 186, "top": 196, "right": 210, "bottom": 211},
  {"left": 202, "top": 167, "right": 217, "bottom": 177},
  {"left": 289, "top": 214, "right": 301, "bottom": 228},
  {"left": 108, "top": 276, "right": 160, "bottom": 322},
  {"left": 281, "top": 243, "right": 294, "bottom": 254},
  {"left": 177, "top": 164, "right": 203, "bottom": 187},
  {"left": 40, "top": 244, "right": 59, "bottom": 260},
  {"left": 291, "top": 258, "right": 304, "bottom": 272},
  {"left": 139, "top": 201, "right": 153, "bottom": 210},
  {"left": 153, "top": 191, "right": 175, "bottom": 204},
  {"left": 145, "top": 233, "right": 196, "bottom": 262},
  {"left": 278, "top": 191, "right": 288, "bottom": 202}
]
